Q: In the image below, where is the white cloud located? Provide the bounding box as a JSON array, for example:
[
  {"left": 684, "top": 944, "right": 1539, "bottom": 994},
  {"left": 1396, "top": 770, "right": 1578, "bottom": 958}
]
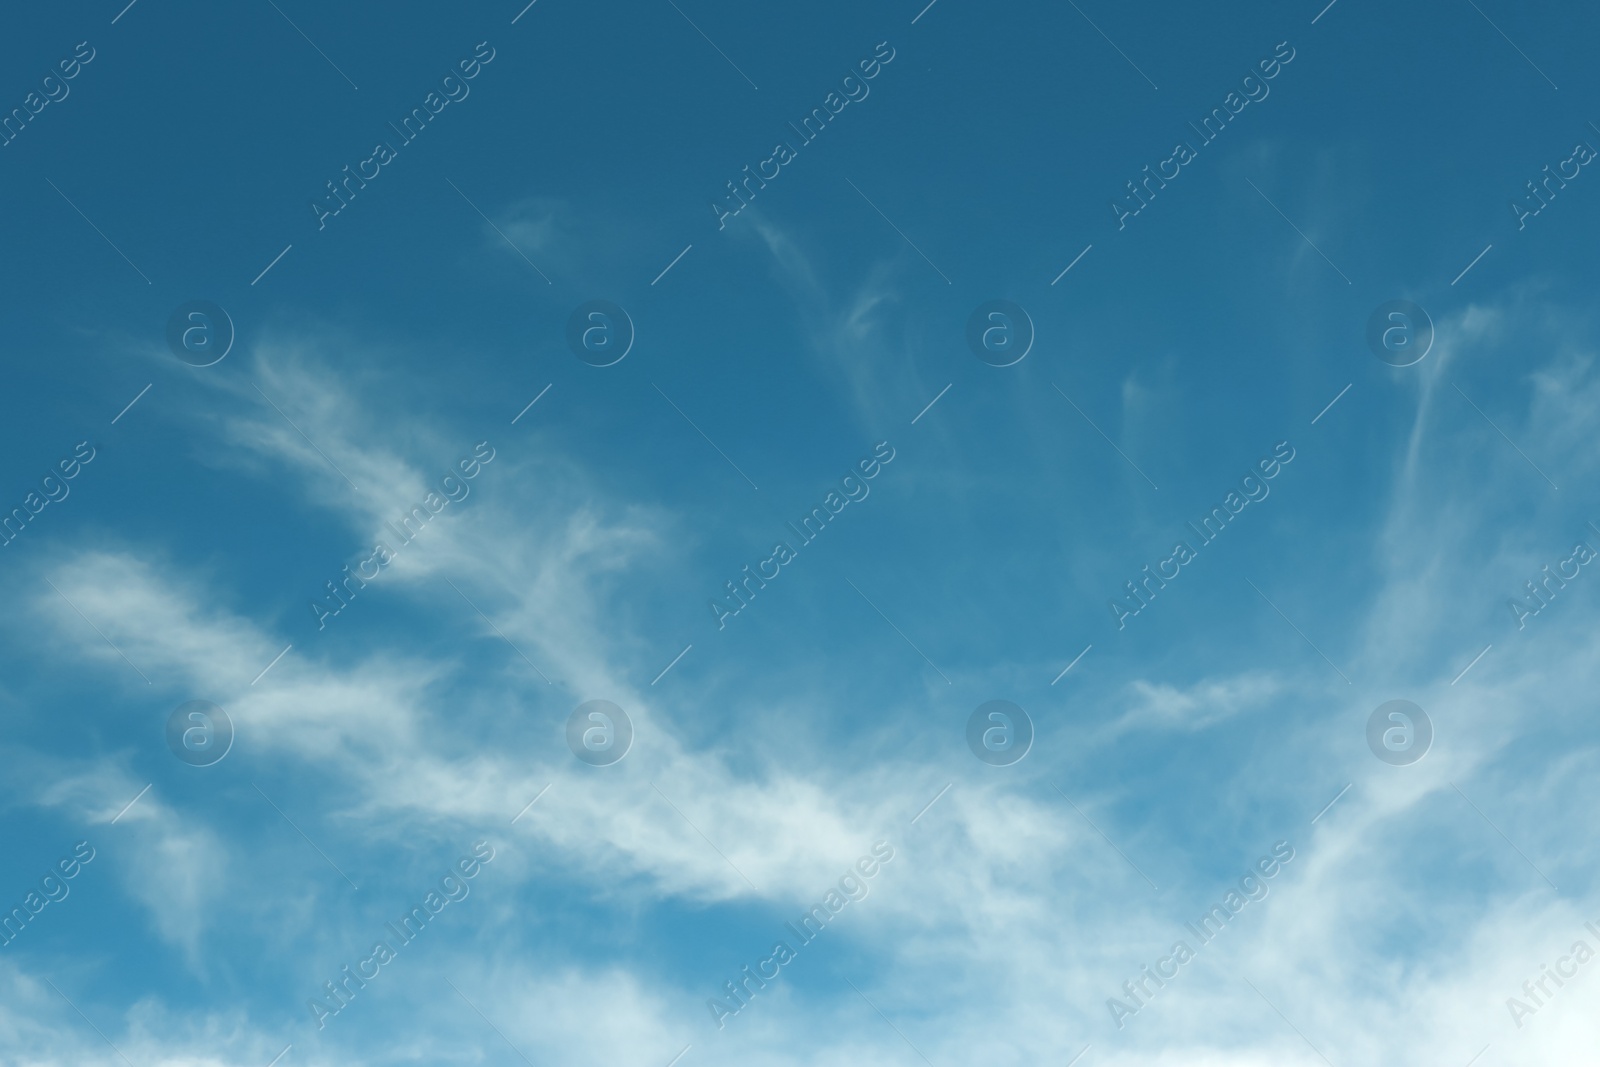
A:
[{"left": 11, "top": 292, "right": 1600, "bottom": 1065}]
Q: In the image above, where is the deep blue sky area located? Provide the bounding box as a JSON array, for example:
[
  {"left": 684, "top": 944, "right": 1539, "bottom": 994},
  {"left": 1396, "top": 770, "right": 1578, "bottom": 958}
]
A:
[{"left": 2, "top": 1, "right": 1600, "bottom": 1065}]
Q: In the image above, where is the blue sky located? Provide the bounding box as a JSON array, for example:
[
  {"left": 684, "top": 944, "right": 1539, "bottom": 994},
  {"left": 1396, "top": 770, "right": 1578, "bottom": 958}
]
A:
[{"left": 4, "top": 0, "right": 1600, "bottom": 1063}]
